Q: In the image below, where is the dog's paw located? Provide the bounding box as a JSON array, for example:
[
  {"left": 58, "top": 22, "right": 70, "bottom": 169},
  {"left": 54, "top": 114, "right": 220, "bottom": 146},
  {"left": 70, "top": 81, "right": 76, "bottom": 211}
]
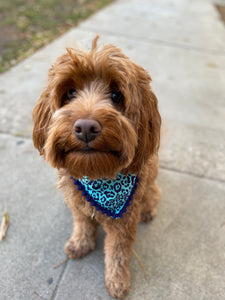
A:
[
  {"left": 64, "top": 237, "right": 95, "bottom": 259},
  {"left": 141, "top": 208, "right": 157, "bottom": 223},
  {"left": 106, "top": 277, "right": 130, "bottom": 300}
]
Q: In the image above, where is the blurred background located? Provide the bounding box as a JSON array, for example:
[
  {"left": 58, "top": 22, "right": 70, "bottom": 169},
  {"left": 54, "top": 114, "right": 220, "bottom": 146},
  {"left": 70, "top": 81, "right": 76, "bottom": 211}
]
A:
[
  {"left": 0, "top": 0, "right": 112, "bottom": 73},
  {"left": 0, "top": 0, "right": 225, "bottom": 299},
  {"left": 1, "top": 0, "right": 225, "bottom": 73}
]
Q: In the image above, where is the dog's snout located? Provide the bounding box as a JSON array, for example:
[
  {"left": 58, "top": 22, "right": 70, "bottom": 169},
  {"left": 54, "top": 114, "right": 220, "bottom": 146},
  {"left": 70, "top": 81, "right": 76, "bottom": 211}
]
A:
[{"left": 74, "top": 119, "right": 102, "bottom": 143}]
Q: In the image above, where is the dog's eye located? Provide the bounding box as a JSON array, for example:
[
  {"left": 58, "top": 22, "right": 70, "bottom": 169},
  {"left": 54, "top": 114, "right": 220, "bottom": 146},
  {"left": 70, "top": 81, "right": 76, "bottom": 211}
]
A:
[
  {"left": 67, "top": 88, "right": 77, "bottom": 99},
  {"left": 111, "top": 91, "right": 124, "bottom": 104}
]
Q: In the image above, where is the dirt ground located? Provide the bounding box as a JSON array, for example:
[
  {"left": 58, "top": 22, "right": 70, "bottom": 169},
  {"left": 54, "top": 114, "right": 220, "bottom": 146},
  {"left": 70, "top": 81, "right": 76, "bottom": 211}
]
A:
[{"left": 0, "top": 0, "right": 112, "bottom": 73}]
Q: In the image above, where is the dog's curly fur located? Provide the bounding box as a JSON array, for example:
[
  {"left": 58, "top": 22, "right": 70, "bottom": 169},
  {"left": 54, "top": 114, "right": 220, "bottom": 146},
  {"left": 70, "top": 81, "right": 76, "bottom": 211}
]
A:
[{"left": 33, "top": 36, "right": 161, "bottom": 299}]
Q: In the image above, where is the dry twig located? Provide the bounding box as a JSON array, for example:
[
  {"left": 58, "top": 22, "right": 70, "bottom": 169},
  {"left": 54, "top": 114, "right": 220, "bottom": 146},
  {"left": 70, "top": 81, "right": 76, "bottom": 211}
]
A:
[
  {"left": 0, "top": 206, "right": 9, "bottom": 241},
  {"left": 34, "top": 291, "right": 47, "bottom": 300},
  {"left": 132, "top": 248, "right": 147, "bottom": 280},
  {"left": 53, "top": 257, "right": 69, "bottom": 269}
]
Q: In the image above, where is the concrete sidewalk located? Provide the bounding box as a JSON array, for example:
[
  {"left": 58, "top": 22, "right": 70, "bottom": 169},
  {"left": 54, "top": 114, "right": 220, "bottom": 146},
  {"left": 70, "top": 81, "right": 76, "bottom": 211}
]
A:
[{"left": 0, "top": 0, "right": 225, "bottom": 299}]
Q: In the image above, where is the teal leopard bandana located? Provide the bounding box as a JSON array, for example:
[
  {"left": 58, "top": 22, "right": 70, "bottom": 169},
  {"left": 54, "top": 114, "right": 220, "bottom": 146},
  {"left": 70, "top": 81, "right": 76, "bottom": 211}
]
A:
[{"left": 71, "top": 173, "right": 139, "bottom": 219}]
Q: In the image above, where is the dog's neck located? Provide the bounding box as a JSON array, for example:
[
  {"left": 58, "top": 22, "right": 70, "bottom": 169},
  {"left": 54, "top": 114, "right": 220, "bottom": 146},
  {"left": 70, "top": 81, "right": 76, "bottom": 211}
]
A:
[{"left": 70, "top": 173, "right": 139, "bottom": 219}]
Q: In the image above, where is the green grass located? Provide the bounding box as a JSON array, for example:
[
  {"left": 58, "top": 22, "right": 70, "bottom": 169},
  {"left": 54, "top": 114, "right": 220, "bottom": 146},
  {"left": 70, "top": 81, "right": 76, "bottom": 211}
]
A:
[{"left": 0, "top": 0, "right": 112, "bottom": 73}]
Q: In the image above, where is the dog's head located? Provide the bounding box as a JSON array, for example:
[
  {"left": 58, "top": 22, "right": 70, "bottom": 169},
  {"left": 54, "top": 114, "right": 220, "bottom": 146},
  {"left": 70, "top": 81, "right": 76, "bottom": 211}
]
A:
[{"left": 33, "top": 37, "right": 161, "bottom": 179}]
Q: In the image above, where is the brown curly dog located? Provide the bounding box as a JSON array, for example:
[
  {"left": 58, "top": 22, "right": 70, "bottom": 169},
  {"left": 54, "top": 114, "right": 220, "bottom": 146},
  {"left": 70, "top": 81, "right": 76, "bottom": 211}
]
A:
[{"left": 33, "top": 36, "right": 161, "bottom": 299}]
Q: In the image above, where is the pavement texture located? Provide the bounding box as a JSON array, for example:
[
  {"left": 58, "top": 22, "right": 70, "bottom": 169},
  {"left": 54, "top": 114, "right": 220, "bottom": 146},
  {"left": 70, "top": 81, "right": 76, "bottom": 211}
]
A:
[{"left": 0, "top": 0, "right": 225, "bottom": 299}]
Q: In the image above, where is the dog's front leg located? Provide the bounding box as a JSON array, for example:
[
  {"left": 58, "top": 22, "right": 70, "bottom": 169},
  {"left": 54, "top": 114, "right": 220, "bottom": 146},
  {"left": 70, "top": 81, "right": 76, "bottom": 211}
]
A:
[
  {"left": 103, "top": 216, "right": 138, "bottom": 299},
  {"left": 65, "top": 208, "right": 98, "bottom": 259}
]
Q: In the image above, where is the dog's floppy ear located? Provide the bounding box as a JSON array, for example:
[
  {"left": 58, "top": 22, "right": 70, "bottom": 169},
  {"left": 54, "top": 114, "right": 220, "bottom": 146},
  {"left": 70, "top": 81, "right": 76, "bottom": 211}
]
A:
[
  {"left": 33, "top": 52, "right": 75, "bottom": 155},
  {"left": 142, "top": 83, "right": 161, "bottom": 156},
  {"left": 32, "top": 87, "right": 52, "bottom": 155},
  {"left": 128, "top": 67, "right": 161, "bottom": 172}
]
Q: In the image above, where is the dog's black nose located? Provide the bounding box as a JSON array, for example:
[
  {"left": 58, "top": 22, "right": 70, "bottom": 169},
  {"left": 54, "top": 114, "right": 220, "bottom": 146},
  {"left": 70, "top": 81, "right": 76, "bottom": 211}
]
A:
[{"left": 74, "top": 119, "right": 102, "bottom": 143}]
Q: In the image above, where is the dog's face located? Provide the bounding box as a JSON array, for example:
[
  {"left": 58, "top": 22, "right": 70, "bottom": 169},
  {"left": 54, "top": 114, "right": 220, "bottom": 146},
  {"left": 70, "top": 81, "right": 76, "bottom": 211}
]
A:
[{"left": 33, "top": 37, "right": 161, "bottom": 179}]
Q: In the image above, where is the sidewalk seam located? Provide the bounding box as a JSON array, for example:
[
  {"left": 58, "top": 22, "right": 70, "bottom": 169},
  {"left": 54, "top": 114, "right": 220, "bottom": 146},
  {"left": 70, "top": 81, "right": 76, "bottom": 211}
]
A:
[
  {"left": 50, "top": 260, "right": 69, "bottom": 300},
  {"left": 78, "top": 26, "right": 225, "bottom": 56},
  {"left": 160, "top": 165, "right": 225, "bottom": 183}
]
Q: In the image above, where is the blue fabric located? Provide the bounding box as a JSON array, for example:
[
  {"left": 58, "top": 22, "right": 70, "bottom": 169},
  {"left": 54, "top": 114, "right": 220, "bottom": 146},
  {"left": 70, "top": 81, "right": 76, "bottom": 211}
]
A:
[{"left": 71, "top": 173, "right": 139, "bottom": 219}]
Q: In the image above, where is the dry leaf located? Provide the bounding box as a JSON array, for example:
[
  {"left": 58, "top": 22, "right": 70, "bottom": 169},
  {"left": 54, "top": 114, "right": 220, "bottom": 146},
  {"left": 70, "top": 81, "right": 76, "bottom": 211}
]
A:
[
  {"left": 12, "top": 129, "right": 31, "bottom": 137},
  {"left": 207, "top": 62, "right": 217, "bottom": 68},
  {"left": 0, "top": 207, "right": 10, "bottom": 241}
]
